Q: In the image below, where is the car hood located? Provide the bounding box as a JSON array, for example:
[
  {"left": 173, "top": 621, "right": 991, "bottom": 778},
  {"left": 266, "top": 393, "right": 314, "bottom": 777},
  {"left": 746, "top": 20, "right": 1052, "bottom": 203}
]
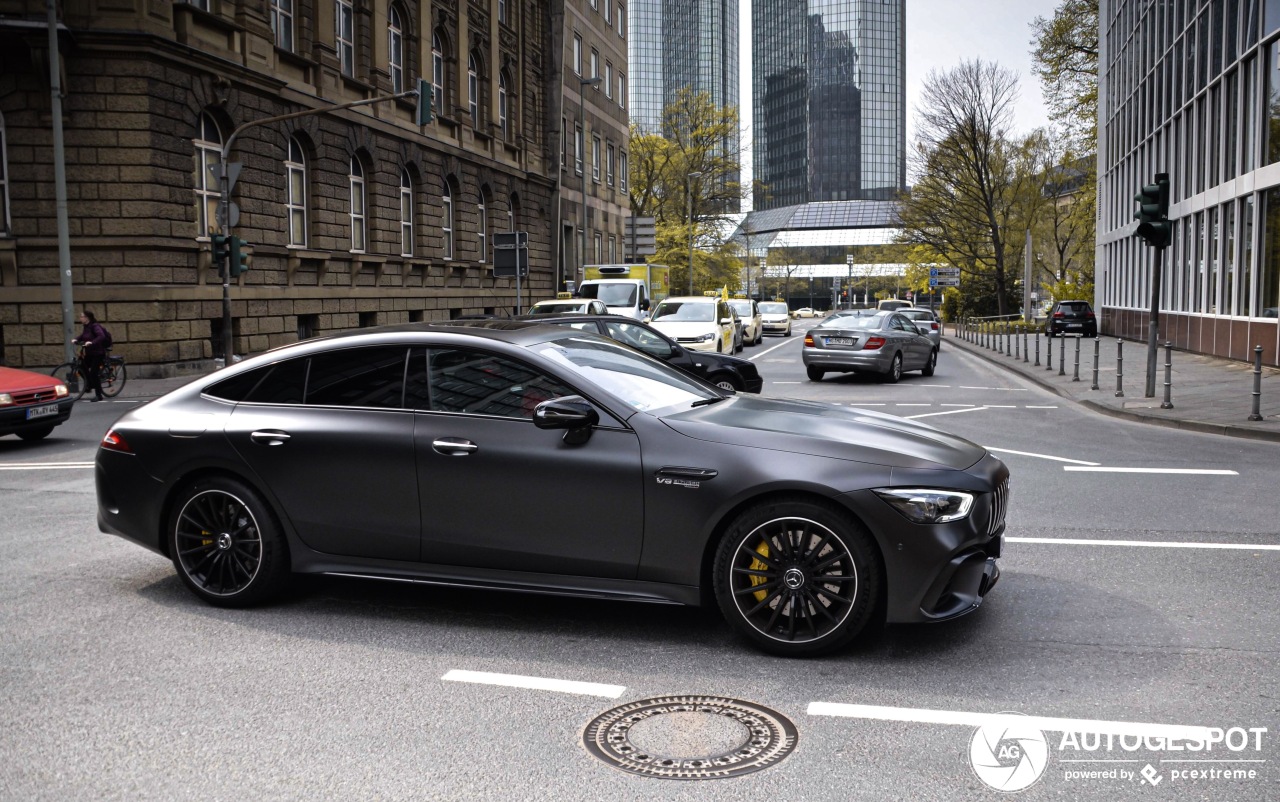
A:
[
  {"left": 651, "top": 321, "right": 719, "bottom": 337},
  {"left": 660, "top": 395, "right": 986, "bottom": 470}
]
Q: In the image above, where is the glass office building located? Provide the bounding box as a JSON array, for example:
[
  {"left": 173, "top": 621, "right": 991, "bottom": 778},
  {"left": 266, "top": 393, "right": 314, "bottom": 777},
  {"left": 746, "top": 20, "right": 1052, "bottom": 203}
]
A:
[
  {"left": 753, "top": 0, "right": 905, "bottom": 210},
  {"left": 1098, "top": 0, "right": 1279, "bottom": 365}
]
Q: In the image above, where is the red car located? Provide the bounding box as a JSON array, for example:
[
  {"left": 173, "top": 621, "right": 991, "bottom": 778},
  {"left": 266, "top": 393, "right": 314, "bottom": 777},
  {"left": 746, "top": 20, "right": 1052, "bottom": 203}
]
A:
[{"left": 0, "top": 366, "right": 75, "bottom": 441}]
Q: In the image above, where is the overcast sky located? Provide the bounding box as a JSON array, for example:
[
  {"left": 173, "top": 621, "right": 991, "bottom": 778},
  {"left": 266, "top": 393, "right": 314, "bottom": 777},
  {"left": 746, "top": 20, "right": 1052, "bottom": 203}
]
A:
[{"left": 738, "top": 0, "right": 1063, "bottom": 206}]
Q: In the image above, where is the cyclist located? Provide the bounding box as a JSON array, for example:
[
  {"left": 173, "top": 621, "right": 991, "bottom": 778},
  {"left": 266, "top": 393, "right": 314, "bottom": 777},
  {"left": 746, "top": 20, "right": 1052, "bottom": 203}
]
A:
[{"left": 71, "top": 309, "right": 109, "bottom": 402}]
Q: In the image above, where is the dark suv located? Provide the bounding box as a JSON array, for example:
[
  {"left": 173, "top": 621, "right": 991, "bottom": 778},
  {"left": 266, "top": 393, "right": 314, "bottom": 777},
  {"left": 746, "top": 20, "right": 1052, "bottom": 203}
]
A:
[{"left": 1046, "top": 300, "right": 1097, "bottom": 338}]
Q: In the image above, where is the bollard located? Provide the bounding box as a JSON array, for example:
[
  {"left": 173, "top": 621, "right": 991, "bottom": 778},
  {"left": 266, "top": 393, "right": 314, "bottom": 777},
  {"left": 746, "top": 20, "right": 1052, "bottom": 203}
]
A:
[
  {"left": 1035, "top": 332, "right": 1041, "bottom": 366},
  {"left": 1015, "top": 327, "right": 1021, "bottom": 359},
  {"left": 1115, "top": 338, "right": 1124, "bottom": 398},
  {"left": 1058, "top": 335, "right": 1066, "bottom": 376},
  {"left": 1161, "top": 341, "right": 1174, "bottom": 409},
  {"left": 997, "top": 323, "right": 1003, "bottom": 354},
  {"left": 1023, "top": 329, "right": 1029, "bottom": 363},
  {"left": 1091, "top": 337, "right": 1100, "bottom": 390},
  {"left": 1072, "top": 336, "right": 1081, "bottom": 381},
  {"left": 1249, "top": 345, "right": 1264, "bottom": 421},
  {"left": 1046, "top": 333, "right": 1053, "bottom": 370}
]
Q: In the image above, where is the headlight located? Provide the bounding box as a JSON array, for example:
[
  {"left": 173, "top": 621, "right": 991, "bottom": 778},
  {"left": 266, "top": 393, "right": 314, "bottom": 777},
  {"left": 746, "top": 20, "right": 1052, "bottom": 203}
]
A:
[
  {"left": 697, "top": 332, "right": 715, "bottom": 341},
  {"left": 0, "top": 393, "right": 12, "bottom": 405},
  {"left": 873, "top": 488, "right": 974, "bottom": 523},
  {"left": 54, "top": 384, "right": 69, "bottom": 398}
]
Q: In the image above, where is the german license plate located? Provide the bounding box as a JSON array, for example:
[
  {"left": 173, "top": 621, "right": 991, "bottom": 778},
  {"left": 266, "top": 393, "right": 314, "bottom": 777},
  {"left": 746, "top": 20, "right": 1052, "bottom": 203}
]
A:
[
  {"left": 26, "top": 404, "right": 59, "bottom": 420},
  {"left": 825, "top": 337, "right": 855, "bottom": 346},
  {"left": 1066, "top": 323, "right": 1081, "bottom": 328}
]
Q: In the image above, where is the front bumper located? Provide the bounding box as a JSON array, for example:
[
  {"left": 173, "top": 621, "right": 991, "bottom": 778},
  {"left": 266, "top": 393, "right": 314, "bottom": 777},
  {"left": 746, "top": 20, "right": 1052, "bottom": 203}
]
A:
[
  {"left": 0, "top": 397, "right": 75, "bottom": 437},
  {"left": 761, "top": 320, "right": 790, "bottom": 332}
]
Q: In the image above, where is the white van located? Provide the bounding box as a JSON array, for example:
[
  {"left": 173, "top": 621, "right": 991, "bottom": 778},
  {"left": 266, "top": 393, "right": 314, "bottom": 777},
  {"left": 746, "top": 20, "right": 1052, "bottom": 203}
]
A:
[{"left": 578, "top": 279, "right": 650, "bottom": 320}]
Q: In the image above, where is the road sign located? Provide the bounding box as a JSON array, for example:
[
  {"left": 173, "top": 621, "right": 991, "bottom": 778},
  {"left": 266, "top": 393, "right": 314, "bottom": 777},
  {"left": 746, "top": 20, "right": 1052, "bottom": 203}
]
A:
[
  {"left": 624, "top": 217, "right": 656, "bottom": 257},
  {"left": 929, "top": 277, "right": 961, "bottom": 287},
  {"left": 846, "top": 254, "right": 854, "bottom": 265},
  {"left": 493, "top": 231, "right": 529, "bottom": 277},
  {"left": 215, "top": 201, "right": 240, "bottom": 230},
  {"left": 929, "top": 267, "right": 961, "bottom": 278},
  {"left": 209, "top": 162, "right": 242, "bottom": 194}
]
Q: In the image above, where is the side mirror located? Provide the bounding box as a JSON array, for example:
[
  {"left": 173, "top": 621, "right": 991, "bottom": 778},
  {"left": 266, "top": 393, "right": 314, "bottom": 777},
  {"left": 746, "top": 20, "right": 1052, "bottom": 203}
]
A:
[
  {"left": 720, "top": 318, "right": 734, "bottom": 326},
  {"left": 640, "top": 298, "right": 650, "bottom": 311},
  {"left": 533, "top": 395, "right": 599, "bottom": 445}
]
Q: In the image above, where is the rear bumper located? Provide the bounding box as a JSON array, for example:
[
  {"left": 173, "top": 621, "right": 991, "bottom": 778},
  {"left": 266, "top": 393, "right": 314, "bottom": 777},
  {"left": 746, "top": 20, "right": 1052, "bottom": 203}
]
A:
[
  {"left": 802, "top": 348, "right": 892, "bottom": 373},
  {"left": 96, "top": 449, "right": 168, "bottom": 556}
]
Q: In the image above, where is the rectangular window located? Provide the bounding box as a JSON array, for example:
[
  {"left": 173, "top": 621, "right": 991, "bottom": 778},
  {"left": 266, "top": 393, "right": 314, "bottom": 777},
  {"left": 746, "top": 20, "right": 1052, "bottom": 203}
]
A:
[
  {"left": 350, "top": 173, "right": 366, "bottom": 252},
  {"left": 573, "top": 34, "right": 582, "bottom": 76},
  {"left": 0, "top": 116, "right": 10, "bottom": 235},
  {"left": 400, "top": 184, "right": 414, "bottom": 257},
  {"left": 592, "top": 136, "right": 601, "bottom": 182},
  {"left": 498, "top": 0, "right": 507, "bottom": 26},
  {"left": 336, "top": 0, "right": 355, "bottom": 78},
  {"left": 619, "top": 151, "right": 628, "bottom": 192},
  {"left": 591, "top": 49, "right": 599, "bottom": 81},
  {"left": 605, "top": 62, "right": 613, "bottom": 99},
  {"left": 286, "top": 161, "right": 307, "bottom": 247},
  {"left": 270, "top": 0, "right": 294, "bottom": 51},
  {"left": 589, "top": 0, "right": 598, "bottom": 10},
  {"left": 604, "top": 1, "right": 611, "bottom": 25},
  {"left": 575, "top": 125, "right": 583, "bottom": 174},
  {"left": 618, "top": 73, "right": 626, "bottom": 108},
  {"left": 606, "top": 143, "right": 615, "bottom": 186},
  {"left": 618, "top": 4, "right": 625, "bottom": 37},
  {"left": 442, "top": 192, "right": 454, "bottom": 260},
  {"left": 608, "top": 235, "right": 616, "bottom": 263},
  {"left": 594, "top": 232, "right": 602, "bottom": 263},
  {"left": 562, "top": 116, "right": 568, "bottom": 171}
]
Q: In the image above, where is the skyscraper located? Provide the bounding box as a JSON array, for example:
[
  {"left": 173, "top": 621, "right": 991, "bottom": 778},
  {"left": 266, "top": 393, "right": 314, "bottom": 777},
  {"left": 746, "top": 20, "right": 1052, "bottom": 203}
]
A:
[{"left": 753, "top": 0, "right": 905, "bottom": 209}]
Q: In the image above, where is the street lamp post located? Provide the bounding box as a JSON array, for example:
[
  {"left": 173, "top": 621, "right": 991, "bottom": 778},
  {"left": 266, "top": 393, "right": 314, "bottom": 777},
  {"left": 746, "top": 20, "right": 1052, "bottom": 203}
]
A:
[
  {"left": 576, "top": 77, "right": 602, "bottom": 292},
  {"left": 687, "top": 171, "right": 702, "bottom": 295}
]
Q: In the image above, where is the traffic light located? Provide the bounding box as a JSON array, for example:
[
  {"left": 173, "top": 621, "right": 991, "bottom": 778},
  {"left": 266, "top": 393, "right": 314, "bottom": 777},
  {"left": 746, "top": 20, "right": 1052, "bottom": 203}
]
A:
[
  {"left": 1134, "top": 172, "right": 1171, "bottom": 248},
  {"left": 414, "top": 77, "right": 433, "bottom": 126},
  {"left": 211, "top": 233, "right": 230, "bottom": 268},
  {"left": 229, "top": 235, "right": 250, "bottom": 278}
]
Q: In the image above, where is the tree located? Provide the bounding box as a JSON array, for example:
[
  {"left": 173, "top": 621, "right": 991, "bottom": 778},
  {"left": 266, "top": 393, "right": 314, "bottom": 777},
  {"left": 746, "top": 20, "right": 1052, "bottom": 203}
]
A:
[
  {"left": 628, "top": 88, "right": 746, "bottom": 294},
  {"left": 897, "top": 60, "right": 1041, "bottom": 317},
  {"left": 1030, "top": 0, "right": 1098, "bottom": 152}
]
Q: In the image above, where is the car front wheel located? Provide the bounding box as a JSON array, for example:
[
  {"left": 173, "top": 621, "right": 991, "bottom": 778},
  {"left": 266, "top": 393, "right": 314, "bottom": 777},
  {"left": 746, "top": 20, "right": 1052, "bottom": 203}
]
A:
[
  {"left": 713, "top": 499, "right": 882, "bottom": 657},
  {"left": 168, "top": 476, "right": 290, "bottom": 607},
  {"left": 710, "top": 373, "right": 743, "bottom": 392}
]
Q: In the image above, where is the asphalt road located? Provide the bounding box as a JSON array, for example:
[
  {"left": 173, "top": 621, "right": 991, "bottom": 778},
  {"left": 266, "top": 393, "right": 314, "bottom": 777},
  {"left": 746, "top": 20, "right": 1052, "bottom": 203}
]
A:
[{"left": 1, "top": 321, "right": 1277, "bottom": 801}]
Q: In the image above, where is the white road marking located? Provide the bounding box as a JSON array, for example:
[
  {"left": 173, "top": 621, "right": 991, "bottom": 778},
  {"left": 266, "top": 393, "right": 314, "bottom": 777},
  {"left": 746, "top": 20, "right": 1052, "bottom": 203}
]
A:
[
  {"left": 894, "top": 403, "right": 932, "bottom": 407},
  {"left": 917, "top": 384, "right": 951, "bottom": 388},
  {"left": 441, "top": 670, "right": 625, "bottom": 698},
  {"left": 906, "top": 407, "right": 989, "bottom": 420},
  {"left": 0, "top": 462, "right": 94, "bottom": 470},
  {"left": 1008, "top": 536, "right": 1280, "bottom": 551},
  {"left": 940, "top": 403, "right": 975, "bottom": 407},
  {"left": 984, "top": 448, "right": 1099, "bottom": 466},
  {"left": 772, "top": 381, "right": 801, "bottom": 384},
  {"left": 748, "top": 338, "right": 799, "bottom": 360},
  {"left": 1025, "top": 405, "right": 1058, "bottom": 409},
  {"left": 987, "top": 405, "right": 1017, "bottom": 408},
  {"left": 1063, "top": 467, "right": 1238, "bottom": 475},
  {"left": 807, "top": 702, "right": 1214, "bottom": 740}
]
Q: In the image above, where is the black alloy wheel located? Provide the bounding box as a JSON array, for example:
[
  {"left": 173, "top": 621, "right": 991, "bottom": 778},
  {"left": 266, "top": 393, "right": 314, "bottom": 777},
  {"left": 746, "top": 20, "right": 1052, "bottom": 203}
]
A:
[
  {"left": 922, "top": 348, "right": 937, "bottom": 377},
  {"left": 713, "top": 499, "right": 881, "bottom": 657},
  {"left": 169, "top": 476, "right": 290, "bottom": 607},
  {"left": 884, "top": 352, "right": 903, "bottom": 383}
]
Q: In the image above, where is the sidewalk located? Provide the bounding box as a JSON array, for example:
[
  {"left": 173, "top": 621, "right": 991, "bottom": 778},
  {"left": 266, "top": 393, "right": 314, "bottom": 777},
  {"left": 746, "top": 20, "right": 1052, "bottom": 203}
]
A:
[{"left": 948, "top": 328, "right": 1280, "bottom": 443}]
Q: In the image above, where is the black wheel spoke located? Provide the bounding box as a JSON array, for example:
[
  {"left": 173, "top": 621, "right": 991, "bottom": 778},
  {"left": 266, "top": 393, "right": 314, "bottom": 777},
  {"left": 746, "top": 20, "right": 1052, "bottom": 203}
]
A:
[
  {"left": 744, "top": 587, "right": 783, "bottom": 617},
  {"left": 802, "top": 531, "right": 834, "bottom": 565},
  {"left": 174, "top": 489, "right": 262, "bottom": 597},
  {"left": 739, "top": 543, "right": 781, "bottom": 570},
  {"left": 813, "top": 551, "right": 850, "bottom": 573},
  {"left": 734, "top": 581, "right": 779, "bottom": 597},
  {"left": 813, "top": 585, "right": 851, "bottom": 606},
  {"left": 798, "top": 594, "right": 818, "bottom": 635},
  {"left": 813, "top": 574, "right": 856, "bottom": 583},
  {"left": 763, "top": 593, "right": 786, "bottom": 632},
  {"left": 773, "top": 525, "right": 795, "bottom": 560},
  {"left": 732, "top": 566, "right": 777, "bottom": 579},
  {"left": 804, "top": 589, "right": 840, "bottom": 624},
  {"left": 786, "top": 594, "right": 798, "bottom": 639}
]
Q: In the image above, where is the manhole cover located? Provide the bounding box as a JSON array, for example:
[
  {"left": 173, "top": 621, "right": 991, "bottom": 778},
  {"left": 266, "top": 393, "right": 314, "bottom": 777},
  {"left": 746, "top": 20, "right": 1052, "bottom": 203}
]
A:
[{"left": 582, "top": 695, "right": 798, "bottom": 779}]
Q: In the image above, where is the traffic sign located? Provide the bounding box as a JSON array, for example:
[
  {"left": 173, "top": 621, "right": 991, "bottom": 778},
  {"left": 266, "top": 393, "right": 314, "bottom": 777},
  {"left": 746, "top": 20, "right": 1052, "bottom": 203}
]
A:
[
  {"left": 493, "top": 231, "right": 529, "bottom": 277},
  {"left": 929, "top": 267, "right": 960, "bottom": 277},
  {"left": 929, "top": 277, "right": 961, "bottom": 287}
]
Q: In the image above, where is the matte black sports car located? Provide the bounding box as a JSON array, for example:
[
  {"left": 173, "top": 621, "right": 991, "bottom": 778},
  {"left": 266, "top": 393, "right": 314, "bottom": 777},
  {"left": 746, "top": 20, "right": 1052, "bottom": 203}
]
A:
[
  {"left": 96, "top": 321, "right": 1008, "bottom": 656},
  {"left": 514, "top": 313, "right": 764, "bottom": 393}
]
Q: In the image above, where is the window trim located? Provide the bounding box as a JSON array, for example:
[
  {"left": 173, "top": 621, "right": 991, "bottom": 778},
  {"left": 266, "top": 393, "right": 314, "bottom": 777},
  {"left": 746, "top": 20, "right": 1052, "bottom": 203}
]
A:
[
  {"left": 349, "top": 156, "right": 366, "bottom": 253},
  {"left": 478, "top": 192, "right": 488, "bottom": 263},
  {"left": 194, "top": 112, "right": 222, "bottom": 239},
  {"left": 400, "top": 168, "right": 414, "bottom": 257},
  {"left": 498, "top": 71, "right": 509, "bottom": 140},
  {"left": 592, "top": 135, "right": 602, "bottom": 182},
  {"left": 432, "top": 32, "right": 446, "bottom": 120},
  {"left": 336, "top": 0, "right": 355, "bottom": 78},
  {"left": 442, "top": 180, "right": 454, "bottom": 260},
  {"left": 573, "top": 33, "right": 582, "bottom": 76},
  {"left": 0, "top": 112, "right": 11, "bottom": 235},
  {"left": 388, "top": 5, "right": 404, "bottom": 94},
  {"left": 286, "top": 137, "right": 308, "bottom": 247},
  {"left": 270, "top": 0, "right": 294, "bottom": 52},
  {"left": 575, "top": 123, "right": 584, "bottom": 175},
  {"left": 468, "top": 52, "right": 480, "bottom": 128}
]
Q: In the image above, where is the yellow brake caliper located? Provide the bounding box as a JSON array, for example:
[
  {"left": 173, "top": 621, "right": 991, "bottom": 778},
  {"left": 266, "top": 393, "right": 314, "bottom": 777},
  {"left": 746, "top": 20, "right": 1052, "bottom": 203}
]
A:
[{"left": 749, "top": 540, "right": 771, "bottom": 602}]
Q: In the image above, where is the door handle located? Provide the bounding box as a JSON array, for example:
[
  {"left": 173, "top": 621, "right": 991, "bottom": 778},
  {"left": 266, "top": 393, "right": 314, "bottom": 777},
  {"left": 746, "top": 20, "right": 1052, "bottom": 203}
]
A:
[
  {"left": 250, "top": 430, "right": 291, "bottom": 446},
  {"left": 432, "top": 437, "right": 478, "bottom": 456}
]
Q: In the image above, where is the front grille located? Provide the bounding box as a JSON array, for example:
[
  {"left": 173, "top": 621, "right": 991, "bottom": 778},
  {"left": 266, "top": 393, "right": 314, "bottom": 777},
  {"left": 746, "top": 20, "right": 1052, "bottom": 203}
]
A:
[
  {"left": 988, "top": 478, "right": 1010, "bottom": 536},
  {"left": 12, "top": 389, "right": 57, "bottom": 405}
]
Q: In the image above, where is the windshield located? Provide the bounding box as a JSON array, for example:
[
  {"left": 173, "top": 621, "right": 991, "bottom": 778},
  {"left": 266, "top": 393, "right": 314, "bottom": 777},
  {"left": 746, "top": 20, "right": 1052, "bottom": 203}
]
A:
[
  {"left": 824, "top": 314, "right": 887, "bottom": 330},
  {"left": 651, "top": 300, "right": 715, "bottom": 322},
  {"left": 759, "top": 303, "right": 787, "bottom": 315},
  {"left": 581, "top": 283, "right": 638, "bottom": 306},
  {"left": 529, "top": 303, "right": 581, "bottom": 315},
  {"left": 533, "top": 334, "right": 717, "bottom": 412},
  {"left": 729, "top": 301, "right": 753, "bottom": 316}
]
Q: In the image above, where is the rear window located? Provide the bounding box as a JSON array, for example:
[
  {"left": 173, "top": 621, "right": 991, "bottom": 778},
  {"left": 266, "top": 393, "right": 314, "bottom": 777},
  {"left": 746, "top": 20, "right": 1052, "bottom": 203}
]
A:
[{"left": 1060, "top": 301, "right": 1090, "bottom": 310}]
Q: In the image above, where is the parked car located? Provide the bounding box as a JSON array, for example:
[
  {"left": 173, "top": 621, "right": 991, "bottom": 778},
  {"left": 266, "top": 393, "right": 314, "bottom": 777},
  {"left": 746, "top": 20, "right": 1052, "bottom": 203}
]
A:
[
  {"left": 727, "top": 298, "right": 764, "bottom": 346},
  {"left": 758, "top": 302, "right": 793, "bottom": 336},
  {"left": 96, "top": 320, "right": 1008, "bottom": 657},
  {"left": 0, "top": 366, "right": 74, "bottom": 441},
  {"left": 648, "top": 295, "right": 736, "bottom": 353},
  {"left": 522, "top": 314, "right": 763, "bottom": 393},
  {"left": 1045, "top": 300, "right": 1098, "bottom": 338},
  {"left": 728, "top": 306, "right": 746, "bottom": 353},
  {"left": 899, "top": 308, "right": 943, "bottom": 349},
  {"left": 527, "top": 298, "right": 610, "bottom": 316},
  {"left": 793, "top": 307, "right": 817, "bottom": 319},
  {"left": 803, "top": 311, "right": 938, "bottom": 382}
]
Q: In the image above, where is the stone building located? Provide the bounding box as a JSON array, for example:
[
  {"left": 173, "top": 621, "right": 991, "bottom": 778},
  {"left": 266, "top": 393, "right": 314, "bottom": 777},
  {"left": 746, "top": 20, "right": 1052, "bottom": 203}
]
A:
[{"left": 0, "top": 0, "right": 569, "bottom": 375}]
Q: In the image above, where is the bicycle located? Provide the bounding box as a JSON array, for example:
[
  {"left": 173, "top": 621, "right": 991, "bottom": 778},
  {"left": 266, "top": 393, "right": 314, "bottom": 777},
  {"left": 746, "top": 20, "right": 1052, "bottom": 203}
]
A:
[{"left": 51, "top": 347, "right": 127, "bottom": 401}]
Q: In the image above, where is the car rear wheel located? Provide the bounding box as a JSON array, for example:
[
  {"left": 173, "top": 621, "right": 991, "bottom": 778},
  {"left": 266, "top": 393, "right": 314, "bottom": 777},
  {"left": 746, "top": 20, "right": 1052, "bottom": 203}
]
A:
[
  {"left": 883, "top": 352, "right": 903, "bottom": 383},
  {"left": 806, "top": 366, "right": 825, "bottom": 382},
  {"left": 922, "top": 348, "right": 937, "bottom": 377},
  {"left": 17, "top": 426, "right": 55, "bottom": 441},
  {"left": 169, "top": 476, "right": 290, "bottom": 607},
  {"left": 713, "top": 499, "right": 882, "bottom": 657}
]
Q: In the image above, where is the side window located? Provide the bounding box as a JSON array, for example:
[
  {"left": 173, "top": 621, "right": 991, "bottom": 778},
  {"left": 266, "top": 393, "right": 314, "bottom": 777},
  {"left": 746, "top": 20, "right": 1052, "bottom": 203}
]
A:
[
  {"left": 244, "top": 358, "right": 309, "bottom": 404},
  {"left": 205, "top": 365, "right": 273, "bottom": 401},
  {"left": 305, "top": 346, "right": 408, "bottom": 408},
  {"left": 603, "top": 320, "right": 672, "bottom": 358},
  {"left": 427, "top": 348, "right": 573, "bottom": 418}
]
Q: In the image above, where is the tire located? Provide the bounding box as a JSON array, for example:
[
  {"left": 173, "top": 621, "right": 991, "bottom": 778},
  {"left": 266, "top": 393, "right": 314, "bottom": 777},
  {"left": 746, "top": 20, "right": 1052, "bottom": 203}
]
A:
[
  {"left": 50, "top": 363, "right": 88, "bottom": 401},
  {"left": 168, "top": 476, "right": 291, "bottom": 608},
  {"left": 17, "top": 426, "right": 55, "bottom": 441},
  {"left": 922, "top": 348, "right": 937, "bottom": 377},
  {"left": 101, "top": 360, "right": 127, "bottom": 398},
  {"left": 883, "top": 352, "right": 903, "bottom": 383},
  {"left": 712, "top": 498, "right": 882, "bottom": 657},
  {"left": 806, "top": 366, "right": 825, "bottom": 382},
  {"left": 710, "top": 372, "right": 743, "bottom": 392},
  {"left": 784, "top": 327, "right": 792, "bottom": 337}
]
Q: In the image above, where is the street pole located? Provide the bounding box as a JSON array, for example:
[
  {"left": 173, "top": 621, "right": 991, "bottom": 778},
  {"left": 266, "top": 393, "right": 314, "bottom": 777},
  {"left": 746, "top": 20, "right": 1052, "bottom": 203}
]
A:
[
  {"left": 1145, "top": 245, "right": 1164, "bottom": 397},
  {"left": 687, "top": 171, "right": 702, "bottom": 295},
  {"left": 47, "top": 0, "right": 76, "bottom": 368}
]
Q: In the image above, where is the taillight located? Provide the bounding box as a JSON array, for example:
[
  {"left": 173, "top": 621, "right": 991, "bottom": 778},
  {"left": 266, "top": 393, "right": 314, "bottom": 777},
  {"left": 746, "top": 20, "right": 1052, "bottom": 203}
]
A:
[
  {"left": 1053, "top": 311, "right": 1064, "bottom": 318},
  {"left": 864, "top": 336, "right": 886, "bottom": 350},
  {"left": 1086, "top": 311, "right": 1095, "bottom": 319},
  {"left": 101, "top": 429, "right": 133, "bottom": 454},
  {"left": 803, "top": 333, "right": 815, "bottom": 347},
  {"left": 931, "top": 322, "right": 939, "bottom": 330}
]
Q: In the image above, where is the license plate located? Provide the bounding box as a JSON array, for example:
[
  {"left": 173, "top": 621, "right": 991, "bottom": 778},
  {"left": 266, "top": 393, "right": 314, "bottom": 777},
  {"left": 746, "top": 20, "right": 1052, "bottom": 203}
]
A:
[
  {"left": 26, "top": 404, "right": 59, "bottom": 420},
  {"left": 825, "top": 337, "right": 855, "bottom": 346},
  {"left": 1066, "top": 323, "right": 1081, "bottom": 328}
]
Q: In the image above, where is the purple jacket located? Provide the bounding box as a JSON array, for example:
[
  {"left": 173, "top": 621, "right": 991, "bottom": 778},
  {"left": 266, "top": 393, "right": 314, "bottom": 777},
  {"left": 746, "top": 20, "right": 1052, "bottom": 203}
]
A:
[{"left": 77, "top": 322, "right": 109, "bottom": 356}]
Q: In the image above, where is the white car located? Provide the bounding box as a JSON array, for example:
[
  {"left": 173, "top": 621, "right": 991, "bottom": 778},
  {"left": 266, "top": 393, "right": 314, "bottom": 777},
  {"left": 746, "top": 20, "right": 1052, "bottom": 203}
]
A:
[
  {"left": 727, "top": 298, "right": 763, "bottom": 346},
  {"left": 758, "top": 301, "right": 792, "bottom": 336},
  {"left": 793, "top": 307, "right": 816, "bottom": 319},
  {"left": 648, "top": 296, "right": 737, "bottom": 353},
  {"left": 527, "top": 298, "right": 610, "bottom": 316}
]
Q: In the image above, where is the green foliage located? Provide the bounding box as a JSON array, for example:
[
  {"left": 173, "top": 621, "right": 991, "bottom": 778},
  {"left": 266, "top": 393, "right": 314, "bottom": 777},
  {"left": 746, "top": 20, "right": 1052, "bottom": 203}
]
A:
[
  {"left": 1044, "top": 277, "right": 1095, "bottom": 303},
  {"left": 1030, "top": 0, "right": 1098, "bottom": 152},
  {"left": 940, "top": 287, "right": 961, "bottom": 323}
]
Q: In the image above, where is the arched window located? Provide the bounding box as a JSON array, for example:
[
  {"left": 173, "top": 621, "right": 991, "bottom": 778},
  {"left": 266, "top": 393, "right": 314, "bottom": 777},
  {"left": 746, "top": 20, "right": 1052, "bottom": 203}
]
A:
[
  {"left": 388, "top": 5, "right": 404, "bottom": 93},
  {"left": 498, "top": 71, "right": 509, "bottom": 140},
  {"left": 349, "top": 156, "right": 366, "bottom": 252},
  {"left": 468, "top": 53, "right": 480, "bottom": 128},
  {"left": 431, "top": 32, "right": 446, "bottom": 120},
  {"left": 285, "top": 137, "right": 308, "bottom": 247},
  {"left": 441, "top": 179, "right": 454, "bottom": 260},
  {"left": 400, "top": 168, "right": 414, "bottom": 257},
  {"left": 194, "top": 112, "right": 222, "bottom": 237},
  {"left": 336, "top": 0, "right": 355, "bottom": 78},
  {"left": 0, "top": 112, "right": 10, "bottom": 235},
  {"left": 477, "top": 190, "right": 488, "bottom": 263}
]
